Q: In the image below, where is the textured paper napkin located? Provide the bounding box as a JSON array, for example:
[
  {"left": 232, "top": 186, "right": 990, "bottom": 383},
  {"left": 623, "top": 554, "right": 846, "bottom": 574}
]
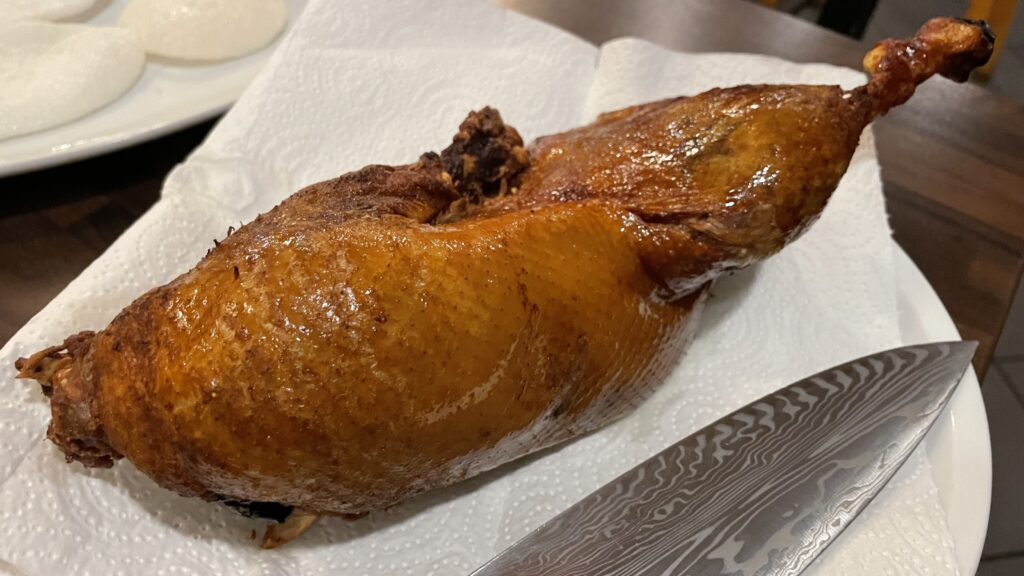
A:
[{"left": 0, "top": 0, "right": 959, "bottom": 574}]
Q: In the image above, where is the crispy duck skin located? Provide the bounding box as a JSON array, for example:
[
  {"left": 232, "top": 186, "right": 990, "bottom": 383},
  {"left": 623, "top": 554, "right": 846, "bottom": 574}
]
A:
[{"left": 16, "top": 18, "right": 992, "bottom": 545}]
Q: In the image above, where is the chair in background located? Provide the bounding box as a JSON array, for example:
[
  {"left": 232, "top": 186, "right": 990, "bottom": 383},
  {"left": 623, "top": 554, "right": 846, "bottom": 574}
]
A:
[{"left": 758, "top": 0, "right": 880, "bottom": 39}]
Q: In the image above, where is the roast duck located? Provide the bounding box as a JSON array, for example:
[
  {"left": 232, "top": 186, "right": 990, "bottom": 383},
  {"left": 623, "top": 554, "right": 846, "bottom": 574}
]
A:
[{"left": 15, "top": 18, "right": 993, "bottom": 546}]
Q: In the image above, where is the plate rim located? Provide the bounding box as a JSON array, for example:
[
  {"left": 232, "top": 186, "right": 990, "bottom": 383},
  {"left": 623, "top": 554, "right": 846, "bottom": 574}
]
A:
[
  {"left": 895, "top": 242, "right": 992, "bottom": 576},
  {"left": 0, "top": 0, "right": 307, "bottom": 179},
  {"left": 0, "top": 104, "right": 229, "bottom": 178}
]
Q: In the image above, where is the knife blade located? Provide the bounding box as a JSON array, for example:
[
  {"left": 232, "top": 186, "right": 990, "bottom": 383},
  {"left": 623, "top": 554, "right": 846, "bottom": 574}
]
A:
[{"left": 471, "top": 341, "right": 977, "bottom": 576}]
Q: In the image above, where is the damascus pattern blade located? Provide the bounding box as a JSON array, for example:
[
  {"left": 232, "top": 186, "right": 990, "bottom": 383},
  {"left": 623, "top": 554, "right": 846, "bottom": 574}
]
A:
[{"left": 472, "top": 342, "right": 977, "bottom": 576}]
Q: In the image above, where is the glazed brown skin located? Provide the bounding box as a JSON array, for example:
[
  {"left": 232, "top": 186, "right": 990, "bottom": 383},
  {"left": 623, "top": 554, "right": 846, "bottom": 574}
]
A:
[
  {"left": 92, "top": 181, "right": 703, "bottom": 512},
  {"left": 16, "top": 19, "right": 992, "bottom": 527},
  {"left": 476, "top": 84, "right": 867, "bottom": 295}
]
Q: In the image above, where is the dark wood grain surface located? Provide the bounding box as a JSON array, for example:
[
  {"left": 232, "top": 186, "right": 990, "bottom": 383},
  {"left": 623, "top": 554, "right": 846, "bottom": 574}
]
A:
[
  {"left": 0, "top": 121, "right": 216, "bottom": 340},
  {"left": 2, "top": 0, "right": 1022, "bottom": 378}
]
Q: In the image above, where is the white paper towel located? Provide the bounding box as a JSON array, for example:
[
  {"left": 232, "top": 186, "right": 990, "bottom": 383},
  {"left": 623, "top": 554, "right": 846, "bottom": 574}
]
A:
[{"left": 0, "top": 0, "right": 960, "bottom": 574}]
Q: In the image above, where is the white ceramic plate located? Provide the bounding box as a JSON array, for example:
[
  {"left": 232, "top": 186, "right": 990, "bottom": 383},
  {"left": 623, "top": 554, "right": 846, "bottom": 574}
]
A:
[
  {"left": 897, "top": 244, "right": 992, "bottom": 576},
  {"left": 0, "top": 0, "right": 307, "bottom": 178}
]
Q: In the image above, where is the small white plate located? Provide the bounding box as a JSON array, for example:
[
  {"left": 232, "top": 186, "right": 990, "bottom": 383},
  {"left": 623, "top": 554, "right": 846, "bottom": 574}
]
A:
[
  {"left": 0, "top": 0, "right": 307, "bottom": 178},
  {"left": 896, "top": 244, "right": 992, "bottom": 576}
]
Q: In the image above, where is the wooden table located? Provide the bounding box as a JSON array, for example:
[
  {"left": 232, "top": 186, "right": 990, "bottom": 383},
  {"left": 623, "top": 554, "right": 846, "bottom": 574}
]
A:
[{"left": 1, "top": 0, "right": 1022, "bottom": 378}]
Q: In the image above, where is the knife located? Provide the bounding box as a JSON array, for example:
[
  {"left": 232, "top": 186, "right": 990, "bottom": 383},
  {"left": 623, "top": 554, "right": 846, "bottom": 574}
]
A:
[{"left": 471, "top": 341, "right": 977, "bottom": 576}]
